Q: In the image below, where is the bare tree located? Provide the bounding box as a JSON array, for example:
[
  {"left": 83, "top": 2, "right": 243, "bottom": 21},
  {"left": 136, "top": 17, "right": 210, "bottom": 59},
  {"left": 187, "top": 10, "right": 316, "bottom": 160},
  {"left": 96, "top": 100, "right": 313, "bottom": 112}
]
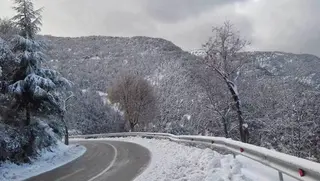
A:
[
  {"left": 108, "top": 73, "right": 156, "bottom": 131},
  {"left": 202, "top": 21, "right": 250, "bottom": 142},
  {"left": 193, "top": 67, "right": 232, "bottom": 137}
]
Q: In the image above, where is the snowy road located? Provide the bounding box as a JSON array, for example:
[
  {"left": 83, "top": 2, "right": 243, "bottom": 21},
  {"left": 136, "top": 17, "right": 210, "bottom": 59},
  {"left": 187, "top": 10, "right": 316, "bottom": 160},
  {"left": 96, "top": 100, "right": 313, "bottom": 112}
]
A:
[{"left": 26, "top": 141, "right": 150, "bottom": 181}]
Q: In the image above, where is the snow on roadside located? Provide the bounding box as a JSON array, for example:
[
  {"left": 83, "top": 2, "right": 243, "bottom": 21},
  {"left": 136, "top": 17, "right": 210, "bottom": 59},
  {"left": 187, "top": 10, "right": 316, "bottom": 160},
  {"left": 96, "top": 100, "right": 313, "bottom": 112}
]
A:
[
  {"left": 80, "top": 137, "right": 299, "bottom": 181},
  {"left": 237, "top": 155, "right": 298, "bottom": 181},
  {"left": 102, "top": 137, "right": 252, "bottom": 181},
  {"left": 0, "top": 143, "right": 86, "bottom": 181}
]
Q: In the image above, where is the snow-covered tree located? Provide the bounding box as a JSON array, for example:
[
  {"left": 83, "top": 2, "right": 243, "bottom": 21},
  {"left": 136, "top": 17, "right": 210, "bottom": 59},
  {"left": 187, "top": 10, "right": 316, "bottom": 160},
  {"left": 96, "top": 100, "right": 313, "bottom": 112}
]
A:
[
  {"left": 202, "top": 21, "right": 250, "bottom": 142},
  {"left": 0, "top": 18, "right": 18, "bottom": 41},
  {"left": 8, "top": 0, "right": 70, "bottom": 126},
  {"left": 265, "top": 88, "right": 320, "bottom": 161},
  {"left": 70, "top": 90, "right": 125, "bottom": 134}
]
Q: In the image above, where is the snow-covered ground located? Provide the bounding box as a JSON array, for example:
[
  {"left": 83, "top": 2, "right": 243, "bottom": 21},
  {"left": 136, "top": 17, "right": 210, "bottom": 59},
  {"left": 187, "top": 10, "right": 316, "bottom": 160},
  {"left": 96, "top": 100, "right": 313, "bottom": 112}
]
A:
[
  {"left": 94, "top": 137, "right": 298, "bottom": 181},
  {"left": 0, "top": 142, "right": 86, "bottom": 181},
  {"left": 237, "top": 156, "right": 297, "bottom": 181}
]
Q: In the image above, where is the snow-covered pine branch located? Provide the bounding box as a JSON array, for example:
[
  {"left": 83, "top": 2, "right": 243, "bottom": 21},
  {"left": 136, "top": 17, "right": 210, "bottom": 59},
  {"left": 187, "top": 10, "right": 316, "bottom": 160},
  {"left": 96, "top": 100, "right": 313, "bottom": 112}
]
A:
[{"left": 37, "top": 68, "right": 72, "bottom": 88}]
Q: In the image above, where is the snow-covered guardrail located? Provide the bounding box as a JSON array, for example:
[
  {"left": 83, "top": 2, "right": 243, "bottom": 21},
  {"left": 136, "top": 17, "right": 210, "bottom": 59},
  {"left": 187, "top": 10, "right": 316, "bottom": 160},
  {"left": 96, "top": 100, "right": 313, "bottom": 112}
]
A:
[{"left": 70, "top": 132, "right": 320, "bottom": 181}]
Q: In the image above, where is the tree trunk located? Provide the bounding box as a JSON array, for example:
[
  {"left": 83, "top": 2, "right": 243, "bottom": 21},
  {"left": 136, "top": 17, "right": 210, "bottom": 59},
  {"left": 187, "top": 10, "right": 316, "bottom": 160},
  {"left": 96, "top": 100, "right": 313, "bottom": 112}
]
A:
[
  {"left": 25, "top": 104, "right": 31, "bottom": 126},
  {"left": 213, "top": 68, "right": 248, "bottom": 143},
  {"left": 226, "top": 82, "right": 248, "bottom": 143},
  {"left": 65, "top": 124, "right": 69, "bottom": 145},
  {"left": 61, "top": 114, "right": 69, "bottom": 145},
  {"left": 222, "top": 118, "right": 229, "bottom": 138},
  {"left": 24, "top": 129, "right": 35, "bottom": 161},
  {"left": 0, "top": 81, "right": 8, "bottom": 94},
  {"left": 130, "top": 122, "right": 135, "bottom": 132}
]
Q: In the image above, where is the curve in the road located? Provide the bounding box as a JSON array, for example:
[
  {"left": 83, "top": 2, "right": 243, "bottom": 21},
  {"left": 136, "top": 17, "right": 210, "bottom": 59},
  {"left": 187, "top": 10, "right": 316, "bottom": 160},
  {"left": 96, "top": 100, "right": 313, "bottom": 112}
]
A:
[
  {"left": 87, "top": 142, "right": 117, "bottom": 181},
  {"left": 26, "top": 140, "right": 151, "bottom": 181}
]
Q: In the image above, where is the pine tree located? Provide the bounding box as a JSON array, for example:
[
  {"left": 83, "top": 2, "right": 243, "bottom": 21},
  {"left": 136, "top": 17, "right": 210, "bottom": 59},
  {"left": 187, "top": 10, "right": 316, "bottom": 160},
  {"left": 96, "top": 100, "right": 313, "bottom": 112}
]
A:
[{"left": 8, "top": 0, "right": 70, "bottom": 126}]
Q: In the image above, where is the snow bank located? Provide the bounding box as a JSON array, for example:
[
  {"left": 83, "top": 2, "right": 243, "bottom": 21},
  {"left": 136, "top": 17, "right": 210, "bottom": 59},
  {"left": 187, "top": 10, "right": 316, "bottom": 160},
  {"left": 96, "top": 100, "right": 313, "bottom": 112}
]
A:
[
  {"left": 237, "top": 155, "right": 298, "bottom": 181},
  {"left": 103, "top": 137, "right": 252, "bottom": 181},
  {"left": 0, "top": 143, "right": 86, "bottom": 181},
  {"left": 78, "top": 137, "right": 298, "bottom": 181}
]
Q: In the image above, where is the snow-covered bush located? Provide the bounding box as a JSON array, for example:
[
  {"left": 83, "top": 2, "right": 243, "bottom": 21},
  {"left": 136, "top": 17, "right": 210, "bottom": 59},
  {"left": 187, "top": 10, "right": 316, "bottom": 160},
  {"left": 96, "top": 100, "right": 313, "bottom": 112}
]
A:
[
  {"left": 0, "top": 120, "right": 62, "bottom": 163},
  {"left": 0, "top": 123, "right": 28, "bottom": 163},
  {"left": 47, "top": 119, "right": 64, "bottom": 140}
]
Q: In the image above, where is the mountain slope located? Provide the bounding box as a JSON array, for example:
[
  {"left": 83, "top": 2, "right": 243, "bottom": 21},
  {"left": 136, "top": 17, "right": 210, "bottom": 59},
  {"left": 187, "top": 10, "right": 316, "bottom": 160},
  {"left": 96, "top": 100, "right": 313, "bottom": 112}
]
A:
[
  {"left": 44, "top": 35, "right": 320, "bottom": 161},
  {"left": 44, "top": 35, "right": 206, "bottom": 134}
]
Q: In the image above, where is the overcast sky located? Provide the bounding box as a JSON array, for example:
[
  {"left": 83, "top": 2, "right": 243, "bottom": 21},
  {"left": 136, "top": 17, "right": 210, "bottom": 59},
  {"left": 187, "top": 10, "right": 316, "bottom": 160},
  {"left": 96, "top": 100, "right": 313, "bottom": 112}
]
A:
[{"left": 1, "top": 0, "right": 320, "bottom": 56}]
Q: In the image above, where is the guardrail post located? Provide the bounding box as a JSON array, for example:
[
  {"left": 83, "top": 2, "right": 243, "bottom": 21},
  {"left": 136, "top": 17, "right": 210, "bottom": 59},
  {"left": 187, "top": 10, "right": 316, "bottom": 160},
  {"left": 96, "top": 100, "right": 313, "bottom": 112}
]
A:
[{"left": 278, "top": 171, "right": 284, "bottom": 181}]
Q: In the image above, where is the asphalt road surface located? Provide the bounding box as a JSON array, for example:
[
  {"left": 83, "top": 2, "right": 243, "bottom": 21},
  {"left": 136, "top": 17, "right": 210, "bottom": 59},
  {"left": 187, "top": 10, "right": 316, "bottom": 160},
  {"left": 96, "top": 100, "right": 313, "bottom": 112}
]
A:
[{"left": 26, "top": 140, "right": 151, "bottom": 181}]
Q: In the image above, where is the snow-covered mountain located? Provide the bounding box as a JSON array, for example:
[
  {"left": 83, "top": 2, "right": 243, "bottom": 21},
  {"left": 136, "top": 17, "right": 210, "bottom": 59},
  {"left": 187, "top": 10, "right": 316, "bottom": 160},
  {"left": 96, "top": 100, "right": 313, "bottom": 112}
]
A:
[
  {"left": 189, "top": 48, "right": 320, "bottom": 89},
  {"left": 44, "top": 35, "right": 320, "bottom": 161}
]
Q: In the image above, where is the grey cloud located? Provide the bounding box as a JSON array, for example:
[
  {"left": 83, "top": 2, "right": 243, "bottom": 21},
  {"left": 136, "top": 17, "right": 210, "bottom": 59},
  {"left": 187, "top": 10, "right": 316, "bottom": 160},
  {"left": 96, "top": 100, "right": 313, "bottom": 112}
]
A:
[
  {"left": 101, "top": 12, "right": 157, "bottom": 37},
  {"left": 38, "top": 0, "right": 155, "bottom": 37},
  {"left": 1, "top": 0, "right": 320, "bottom": 56},
  {"left": 243, "top": 0, "right": 320, "bottom": 56},
  {"left": 144, "top": 0, "right": 247, "bottom": 23},
  {"left": 160, "top": 11, "right": 254, "bottom": 50}
]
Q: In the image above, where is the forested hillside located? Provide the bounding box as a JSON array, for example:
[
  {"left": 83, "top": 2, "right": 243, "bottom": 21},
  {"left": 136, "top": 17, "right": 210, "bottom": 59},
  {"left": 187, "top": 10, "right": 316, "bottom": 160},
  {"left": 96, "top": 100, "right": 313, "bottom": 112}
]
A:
[{"left": 44, "top": 35, "right": 320, "bottom": 161}]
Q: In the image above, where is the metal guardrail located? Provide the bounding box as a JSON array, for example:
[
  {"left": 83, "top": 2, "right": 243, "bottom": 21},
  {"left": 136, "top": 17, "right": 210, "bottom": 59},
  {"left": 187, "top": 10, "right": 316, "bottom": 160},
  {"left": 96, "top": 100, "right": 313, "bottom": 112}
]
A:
[{"left": 70, "top": 132, "right": 320, "bottom": 181}]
